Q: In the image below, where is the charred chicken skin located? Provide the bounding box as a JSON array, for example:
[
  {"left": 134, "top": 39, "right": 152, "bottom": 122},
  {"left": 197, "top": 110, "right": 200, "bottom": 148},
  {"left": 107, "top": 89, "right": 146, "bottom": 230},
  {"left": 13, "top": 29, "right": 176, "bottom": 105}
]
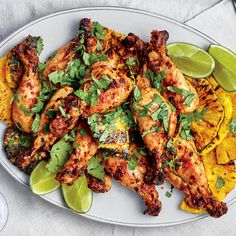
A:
[
  {"left": 164, "top": 138, "right": 227, "bottom": 217},
  {"left": 12, "top": 36, "right": 41, "bottom": 132},
  {"left": 132, "top": 88, "right": 177, "bottom": 184},
  {"left": 104, "top": 143, "right": 162, "bottom": 216},
  {"left": 56, "top": 121, "right": 98, "bottom": 185},
  {"left": 146, "top": 30, "right": 199, "bottom": 114},
  {"left": 16, "top": 86, "right": 81, "bottom": 169}
]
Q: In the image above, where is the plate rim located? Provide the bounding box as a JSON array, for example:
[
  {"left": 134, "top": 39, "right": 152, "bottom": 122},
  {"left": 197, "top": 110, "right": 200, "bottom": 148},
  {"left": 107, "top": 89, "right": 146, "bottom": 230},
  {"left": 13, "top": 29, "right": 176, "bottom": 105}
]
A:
[{"left": 0, "top": 6, "right": 232, "bottom": 228}]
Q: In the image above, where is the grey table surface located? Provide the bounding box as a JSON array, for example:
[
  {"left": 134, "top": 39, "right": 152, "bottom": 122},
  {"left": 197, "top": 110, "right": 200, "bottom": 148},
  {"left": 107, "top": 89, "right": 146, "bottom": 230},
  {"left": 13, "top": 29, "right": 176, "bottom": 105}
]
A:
[{"left": 0, "top": 0, "right": 236, "bottom": 235}]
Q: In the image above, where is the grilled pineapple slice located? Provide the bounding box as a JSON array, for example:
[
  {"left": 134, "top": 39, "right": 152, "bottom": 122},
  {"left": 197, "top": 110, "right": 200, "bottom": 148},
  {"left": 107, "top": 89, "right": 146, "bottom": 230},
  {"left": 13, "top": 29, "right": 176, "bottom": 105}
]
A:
[
  {"left": 88, "top": 107, "right": 129, "bottom": 158},
  {"left": 216, "top": 92, "right": 236, "bottom": 164},
  {"left": 0, "top": 56, "right": 13, "bottom": 124},
  {"left": 216, "top": 132, "right": 236, "bottom": 164},
  {"left": 202, "top": 150, "right": 236, "bottom": 201},
  {"left": 187, "top": 76, "right": 232, "bottom": 155}
]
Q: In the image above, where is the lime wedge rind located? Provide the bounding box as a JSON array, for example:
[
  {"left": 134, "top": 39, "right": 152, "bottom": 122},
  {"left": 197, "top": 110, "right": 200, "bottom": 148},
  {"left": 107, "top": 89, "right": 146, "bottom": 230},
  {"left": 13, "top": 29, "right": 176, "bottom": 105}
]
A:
[
  {"left": 62, "top": 175, "right": 93, "bottom": 214},
  {"left": 30, "top": 161, "right": 60, "bottom": 195},
  {"left": 167, "top": 42, "right": 215, "bottom": 78},
  {"left": 208, "top": 44, "right": 236, "bottom": 92}
]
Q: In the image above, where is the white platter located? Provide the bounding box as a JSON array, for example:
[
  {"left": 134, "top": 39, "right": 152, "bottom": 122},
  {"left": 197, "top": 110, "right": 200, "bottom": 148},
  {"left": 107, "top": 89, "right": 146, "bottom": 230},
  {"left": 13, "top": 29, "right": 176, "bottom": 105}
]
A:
[{"left": 0, "top": 6, "right": 235, "bottom": 227}]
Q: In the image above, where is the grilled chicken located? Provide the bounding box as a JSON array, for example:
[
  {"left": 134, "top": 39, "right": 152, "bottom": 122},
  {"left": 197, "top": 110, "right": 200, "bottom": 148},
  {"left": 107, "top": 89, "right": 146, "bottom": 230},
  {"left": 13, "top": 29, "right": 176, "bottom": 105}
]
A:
[
  {"left": 80, "top": 66, "right": 133, "bottom": 118},
  {"left": 104, "top": 143, "right": 161, "bottom": 216},
  {"left": 12, "top": 36, "right": 41, "bottom": 132},
  {"left": 43, "top": 21, "right": 91, "bottom": 79},
  {"left": 16, "top": 86, "right": 81, "bottom": 168},
  {"left": 132, "top": 88, "right": 177, "bottom": 184},
  {"left": 56, "top": 121, "right": 98, "bottom": 185},
  {"left": 86, "top": 173, "right": 112, "bottom": 193},
  {"left": 146, "top": 30, "right": 199, "bottom": 114},
  {"left": 164, "top": 138, "right": 227, "bottom": 217}
]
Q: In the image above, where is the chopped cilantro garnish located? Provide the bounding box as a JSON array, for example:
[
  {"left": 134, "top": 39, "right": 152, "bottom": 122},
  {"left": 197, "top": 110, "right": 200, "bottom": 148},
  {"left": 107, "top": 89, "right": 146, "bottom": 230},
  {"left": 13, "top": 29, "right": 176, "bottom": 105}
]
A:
[
  {"left": 87, "top": 155, "right": 105, "bottom": 180},
  {"left": 126, "top": 57, "right": 136, "bottom": 66},
  {"left": 46, "top": 139, "right": 71, "bottom": 173},
  {"left": 127, "top": 155, "right": 138, "bottom": 170},
  {"left": 31, "top": 100, "right": 44, "bottom": 113},
  {"left": 165, "top": 191, "right": 172, "bottom": 198},
  {"left": 74, "top": 89, "right": 90, "bottom": 105},
  {"left": 96, "top": 40, "right": 103, "bottom": 51},
  {"left": 58, "top": 105, "right": 67, "bottom": 118},
  {"left": 19, "top": 105, "right": 32, "bottom": 116},
  {"left": 216, "top": 176, "right": 225, "bottom": 189},
  {"left": 142, "top": 126, "right": 161, "bottom": 137},
  {"left": 79, "top": 128, "right": 87, "bottom": 137},
  {"left": 10, "top": 93, "right": 19, "bottom": 104},
  {"left": 161, "top": 155, "right": 182, "bottom": 170},
  {"left": 166, "top": 139, "right": 173, "bottom": 149},
  {"left": 36, "top": 37, "right": 44, "bottom": 55},
  {"left": 167, "top": 86, "right": 195, "bottom": 107},
  {"left": 229, "top": 119, "right": 236, "bottom": 134},
  {"left": 19, "top": 134, "right": 32, "bottom": 148},
  {"left": 134, "top": 86, "right": 142, "bottom": 101},
  {"left": 92, "top": 22, "right": 105, "bottom": 40},
  {"left": 38, "top": 62, "right": 46, "bottom": 72},
  {"left": 63, "top": 129, "right": 77, "bottom": 142},
  {"left": 145, "top": 69, "right": 165, "bottom": 93},
  {"left": 31, "top": 113, "right": 40, "bottom": 133}
]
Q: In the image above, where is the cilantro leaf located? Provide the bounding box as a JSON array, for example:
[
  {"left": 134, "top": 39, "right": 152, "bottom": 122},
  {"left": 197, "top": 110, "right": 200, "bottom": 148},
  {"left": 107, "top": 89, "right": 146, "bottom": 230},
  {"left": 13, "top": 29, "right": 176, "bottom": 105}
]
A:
[
  {"left": 216, "top": 176, "right": 225, "bottom": 189},
  {"left": 96, "top": 40, "right": 103, "bottom": 51},
  {"left": 31, "top": 99, "right": 44, "bottom": 113},
  {"left": 46, "top": 140, "right": 71, "bottom": 173},
  {"left": 58, "top": 105, "right": 67, "bottom": 118},
  {"left": 31, "top": 113, "right": 40, "bottom": 133},
  {"left": 19, "top": 105, "right": 32, "bottom": 116},
  {"left": 38, "top": 62, "right": 46, "bottom": 72},
  {"left": 229, "top": 119, "right": 236, "bottom": 134},
  {"left": 127, "top": 155, "right": 138, "bottom": 170},
  {"left": 134, "top": 86, "right": 142, "bottom": 101},
  {"left": 126, "top": 57, "right": 136, "bottom": 66},
  {"left": 36, "top": 37, "right": 44, "bottom": 55},
  {"left": 92, "top": 22, "right": 105, "bottom": 40},
  {"left": 167, "top": 86, "right": 195, "bottom": 107},
  {"left": 87, "top": 156, "right": 105, "bottom": 180},
  {"left": 165, "top": 191, "right": 172, "bottom": 198},
  {"left": 74, "top": 89, "right": 90, "bottom": 105},
  {"left": 142, "top": 126, "right": 161, "bottom": 137},
  {"left": 19, "top": 134, "right": 32, "bottom": 148},
  {"left": 145, "top": 69, "right": 165, "bottom": 93},
  {"left": 10, "top": 93, "right": 19, "bottom": 105}
]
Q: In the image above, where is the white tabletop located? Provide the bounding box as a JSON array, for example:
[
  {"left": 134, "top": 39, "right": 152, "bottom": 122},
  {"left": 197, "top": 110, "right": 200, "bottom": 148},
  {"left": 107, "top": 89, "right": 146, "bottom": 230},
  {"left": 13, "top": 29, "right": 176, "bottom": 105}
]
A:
[{"left": 0, "top": 0, "right": 236, "bottom": 235}]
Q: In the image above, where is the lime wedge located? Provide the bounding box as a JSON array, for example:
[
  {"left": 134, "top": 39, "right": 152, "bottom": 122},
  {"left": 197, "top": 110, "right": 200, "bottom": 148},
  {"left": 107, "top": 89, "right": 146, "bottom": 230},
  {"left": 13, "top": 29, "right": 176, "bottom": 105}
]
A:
[
  {"left": 62, "top": 175, "right": 92, "bottom": 213},
  {"left": 208, "top": 45, "right": 236, "bottom": 92},
  {"left": 167, "top": 42, "right": 215, "bottom": 78},
  {"left": 30, "top": 161, "right": 60, "bottom": 195}
]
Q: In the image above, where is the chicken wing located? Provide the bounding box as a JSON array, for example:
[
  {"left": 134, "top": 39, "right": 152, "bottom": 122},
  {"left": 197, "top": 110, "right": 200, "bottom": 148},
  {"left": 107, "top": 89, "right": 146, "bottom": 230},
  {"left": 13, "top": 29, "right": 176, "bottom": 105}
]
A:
[
  {"left": 12, "top": 36, "right": 41, "bottom": 132},
  {"left": 164, "top": 138, "right": 227, "bottom": 218},
  {"left": 104, "top": 143, "right": 161, "bottom": 216},
  {"left": 132, "top": 87, "right": 177, "bottom": 184},
  {"left": 146, "top": 30, "right": 199, "bottom": 114},
  {"left": 56, "top": 121, "right": 98, "bottom": 185}
]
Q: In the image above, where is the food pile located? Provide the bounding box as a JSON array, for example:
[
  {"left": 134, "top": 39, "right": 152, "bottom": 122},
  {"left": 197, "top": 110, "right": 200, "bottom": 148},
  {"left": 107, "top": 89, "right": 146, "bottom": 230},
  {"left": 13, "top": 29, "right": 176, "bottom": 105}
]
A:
[{"left": 0, "top": 18, "right": 236, "bottom": 217}]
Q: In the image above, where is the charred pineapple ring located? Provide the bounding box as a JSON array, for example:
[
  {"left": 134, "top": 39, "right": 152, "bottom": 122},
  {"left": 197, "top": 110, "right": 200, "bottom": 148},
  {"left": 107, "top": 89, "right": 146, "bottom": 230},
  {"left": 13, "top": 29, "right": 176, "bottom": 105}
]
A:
[
  {"left": 187, "top": 76, "right": 232, "bottom": 155},
  {"left": 216, "top": 92, "right": 236, "bottom": 164}
]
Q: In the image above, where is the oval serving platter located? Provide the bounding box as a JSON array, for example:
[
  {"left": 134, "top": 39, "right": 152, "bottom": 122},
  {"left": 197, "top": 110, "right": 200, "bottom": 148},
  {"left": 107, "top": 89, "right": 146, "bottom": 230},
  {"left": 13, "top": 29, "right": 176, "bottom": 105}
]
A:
[{"left": 0, "top": 7, "right": 235, "bottom": 227}]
